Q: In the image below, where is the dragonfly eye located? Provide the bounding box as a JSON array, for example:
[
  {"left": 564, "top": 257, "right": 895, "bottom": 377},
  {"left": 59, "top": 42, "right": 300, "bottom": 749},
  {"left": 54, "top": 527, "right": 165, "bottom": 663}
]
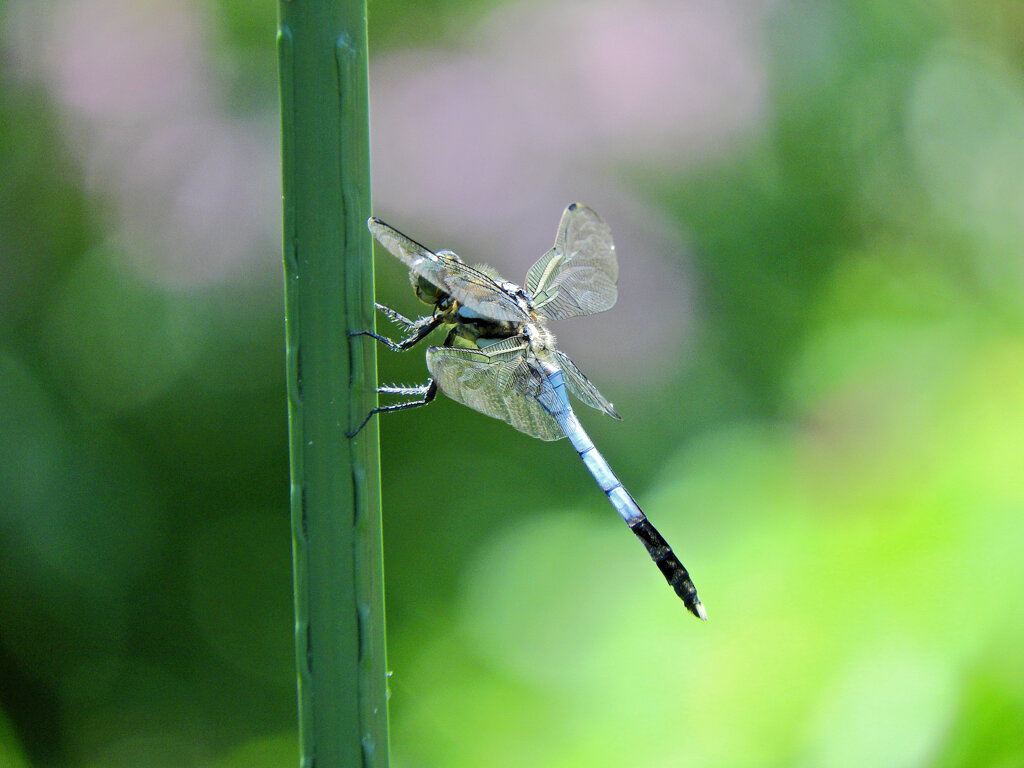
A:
[{"left": 412, "top": 274, "right": 447, "bottom": 306}]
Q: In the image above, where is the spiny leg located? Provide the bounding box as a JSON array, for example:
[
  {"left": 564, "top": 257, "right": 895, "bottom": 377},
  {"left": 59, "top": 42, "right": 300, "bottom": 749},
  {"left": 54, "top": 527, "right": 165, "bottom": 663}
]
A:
[
  {"left": 349, "top": 305, "right": 444, "bottom": 351},
  {"left": 374, "top": 302, "right": 419, "bottom": 330},
  {"left": 347, "top": 379, "right": 438, "bottom": 438}
]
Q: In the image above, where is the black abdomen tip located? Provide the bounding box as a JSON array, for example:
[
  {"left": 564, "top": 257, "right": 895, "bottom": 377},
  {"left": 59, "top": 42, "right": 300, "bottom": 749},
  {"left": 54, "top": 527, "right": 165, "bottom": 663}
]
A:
[{"left": 629, "top": 517, "right": 705, "bottom": 621}]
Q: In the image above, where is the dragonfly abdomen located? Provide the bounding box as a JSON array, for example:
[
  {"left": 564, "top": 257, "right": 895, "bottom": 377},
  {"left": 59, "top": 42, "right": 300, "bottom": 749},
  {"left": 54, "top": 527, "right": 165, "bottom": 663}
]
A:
[
  {"left": 545, "top": 369, "right": 642, "bottom": 524},
  {"left": 548, "top": 384, "right": 706, "bottom": 619},
  {"left": 578, "top": 447, "right": 644, "bottom": 524}
]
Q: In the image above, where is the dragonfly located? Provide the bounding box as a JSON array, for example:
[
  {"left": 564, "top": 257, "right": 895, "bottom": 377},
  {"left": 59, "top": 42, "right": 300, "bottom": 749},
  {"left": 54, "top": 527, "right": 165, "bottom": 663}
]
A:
[{"left": 352, "top": 203, "right": 705, "bottom": 619}]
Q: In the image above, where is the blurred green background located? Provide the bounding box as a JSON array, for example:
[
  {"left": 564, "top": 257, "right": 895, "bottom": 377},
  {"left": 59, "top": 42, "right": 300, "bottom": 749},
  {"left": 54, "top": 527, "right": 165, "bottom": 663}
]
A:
[{"left": 3, "top": 1, "right": 1024, "bottom": 766}]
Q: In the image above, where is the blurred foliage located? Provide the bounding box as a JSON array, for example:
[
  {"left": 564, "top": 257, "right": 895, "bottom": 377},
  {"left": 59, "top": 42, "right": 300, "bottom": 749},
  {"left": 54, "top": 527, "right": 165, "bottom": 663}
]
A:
[{"left": 2, "top": 1, "right": 1024, "bottom": 767}]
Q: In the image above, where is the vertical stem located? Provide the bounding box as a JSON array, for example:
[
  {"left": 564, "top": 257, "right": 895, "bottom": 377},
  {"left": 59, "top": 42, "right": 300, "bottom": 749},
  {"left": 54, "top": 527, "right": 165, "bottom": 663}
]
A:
[{"left": 278, "top": 2, "right": 388, "bottom": 767}]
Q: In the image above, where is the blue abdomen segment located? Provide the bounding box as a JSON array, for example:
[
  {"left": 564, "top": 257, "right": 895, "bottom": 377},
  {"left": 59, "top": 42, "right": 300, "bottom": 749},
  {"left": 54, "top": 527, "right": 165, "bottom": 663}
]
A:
[
  {"left": 552, "top": 394, "right": 643, "bottom": 526},
  {"left": 546, "top": 369, "right": 572, "bottom": 412}
]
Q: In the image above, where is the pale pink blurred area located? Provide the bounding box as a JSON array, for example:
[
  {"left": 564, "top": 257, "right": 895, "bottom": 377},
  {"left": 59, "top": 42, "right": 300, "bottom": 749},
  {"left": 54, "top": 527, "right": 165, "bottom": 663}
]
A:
[
  {"left": 369, "top": 0, "right": 770, "bottom": 376},
  {"left": 482, "top": 0, "right": 769, "bottom": 161},
  {"left": 5, "top": 0, "right": 281, "bottom": 289},
  {"left": 3, "top": 0, "right": 282, "bottom": 415},
  {"left": 34, "top": 0, "right": 214, "bottom": 121},
  {"left": 371, "top": 0, "right": 769, "bottom": 212}
]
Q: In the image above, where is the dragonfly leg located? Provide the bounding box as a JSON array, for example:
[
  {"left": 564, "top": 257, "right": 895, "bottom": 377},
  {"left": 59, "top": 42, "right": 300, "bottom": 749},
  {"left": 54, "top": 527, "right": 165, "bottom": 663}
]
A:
[
  {"left": 377, "top": 383, "right": 434, "bottom": 396},
  {"left": 374, "top": 302, "right": 418, "bottom": 329},
  {"left": 349, "top": 309, "right": 444, "bottom": 351},
  {"left": 347, "top": 379, "right": 438, "bottom": 438}
]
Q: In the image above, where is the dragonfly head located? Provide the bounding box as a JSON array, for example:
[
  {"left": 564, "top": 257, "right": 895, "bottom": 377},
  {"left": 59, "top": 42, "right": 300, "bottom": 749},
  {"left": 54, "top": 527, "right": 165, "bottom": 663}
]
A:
[{"left": 411, "top": 273, "right": 449, "bottom": 307}]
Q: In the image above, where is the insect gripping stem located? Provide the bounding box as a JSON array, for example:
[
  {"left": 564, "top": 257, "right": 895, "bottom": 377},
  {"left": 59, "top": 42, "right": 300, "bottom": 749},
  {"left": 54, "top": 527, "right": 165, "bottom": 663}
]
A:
[{"left": 362, "top": 205, "right": 707, "bottom": 619}]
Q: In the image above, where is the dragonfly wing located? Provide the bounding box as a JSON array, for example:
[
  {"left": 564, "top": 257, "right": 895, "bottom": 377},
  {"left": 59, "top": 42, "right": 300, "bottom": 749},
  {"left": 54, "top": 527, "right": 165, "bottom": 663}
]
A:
[
  {"left": 552, "top": 349, "right": 621, "bottom": 420},
  {"left": 426, "top": 342, "right": 566, "bottom": 441},
  {"left": 368, "top": 217, "right": 528, "bottom": 322},
  {"left": 526, "top": 203, "right": 618, "bottom": 320},
  {"left": 436, "top": 251, "right": 533, "bottom": 323}
]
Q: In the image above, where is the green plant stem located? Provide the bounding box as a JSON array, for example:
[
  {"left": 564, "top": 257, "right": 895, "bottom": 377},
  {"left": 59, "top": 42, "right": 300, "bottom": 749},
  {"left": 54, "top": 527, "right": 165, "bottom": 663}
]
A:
[{"left": 278, "top": 2, "right": 388, "bottom": 767}]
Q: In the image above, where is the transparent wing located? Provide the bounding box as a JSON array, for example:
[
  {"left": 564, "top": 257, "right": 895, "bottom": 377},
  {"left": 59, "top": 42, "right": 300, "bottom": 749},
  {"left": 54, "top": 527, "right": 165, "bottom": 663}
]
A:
[
  {"left": 552, "top": 349, "right": 621, "bottom": 420},
  {"left": 426, "top": 340, "right": 566, "bottom": 441},
  {"left": 368, "top": 217, "right": 529, "bottom": 322},
  {"left": 526, "top": 203, "right": 618, "bottom": 320}
]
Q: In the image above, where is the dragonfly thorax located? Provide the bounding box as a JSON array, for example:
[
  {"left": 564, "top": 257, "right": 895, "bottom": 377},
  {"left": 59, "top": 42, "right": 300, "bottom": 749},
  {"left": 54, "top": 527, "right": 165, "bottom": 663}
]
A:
[
  {"left": 499, "top": 280, "right": 533, "bottom": 313},
  {"left": 452, "top": 302, "right": 524, "bottom": 344},
  {"left": 524, "top": 322, "right": 555, "bottom": 351}
]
